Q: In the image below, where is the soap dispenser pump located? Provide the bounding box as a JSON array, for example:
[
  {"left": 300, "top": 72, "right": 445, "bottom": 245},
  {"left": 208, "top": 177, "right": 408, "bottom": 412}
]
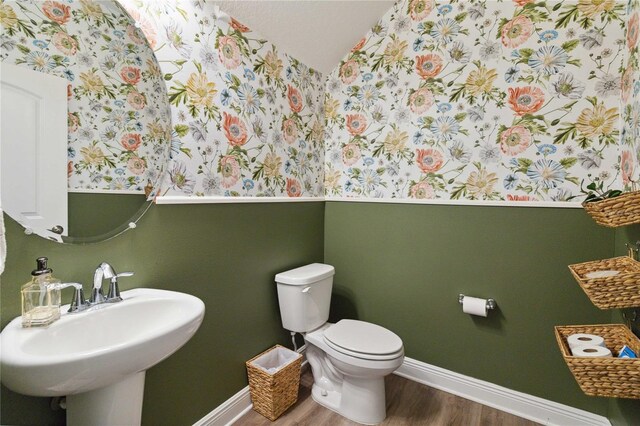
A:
[{"left": 21, "top": 257, "right": 62, "bottom": 327}]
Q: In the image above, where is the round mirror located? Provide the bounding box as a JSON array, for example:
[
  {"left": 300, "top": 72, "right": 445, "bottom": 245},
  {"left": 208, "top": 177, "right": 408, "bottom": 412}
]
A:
[{"left": 0, "top": 0, "right": 171, "bottom": 243}]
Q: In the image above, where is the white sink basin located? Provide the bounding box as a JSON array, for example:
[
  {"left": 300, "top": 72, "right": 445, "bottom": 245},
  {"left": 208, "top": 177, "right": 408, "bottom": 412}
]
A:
[{"left": 1, "top": 288, "right": 205, "bottom": 425}]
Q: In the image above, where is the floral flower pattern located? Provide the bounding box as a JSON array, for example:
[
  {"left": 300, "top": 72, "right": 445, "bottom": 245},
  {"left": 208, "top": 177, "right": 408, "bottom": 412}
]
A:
[
  {"left": 324, "top": 0, "right": 634, "bottom": 201},
  {"left": 1, "top": 0, "right": 171, "bottom": 193},
  {"left": 121, "top": 0, "right": 325, "bottom": 197}
]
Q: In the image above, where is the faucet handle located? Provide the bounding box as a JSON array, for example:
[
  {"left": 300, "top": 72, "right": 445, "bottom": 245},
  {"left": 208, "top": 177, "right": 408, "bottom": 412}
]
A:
[
  {"left": 106, "top": 271, "right": 134, "bottom": 303},
  {"left": 54, "top": 282, "right": 90, "bottom": 313},
  {"left": 69, "top": 286, "right": 90, "bottom": 313}
]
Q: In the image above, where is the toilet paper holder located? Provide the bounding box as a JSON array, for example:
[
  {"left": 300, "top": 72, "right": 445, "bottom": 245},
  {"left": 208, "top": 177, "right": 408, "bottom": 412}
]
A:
[{"left": 458, "top": 294, "right": 496, "bottom": 311}]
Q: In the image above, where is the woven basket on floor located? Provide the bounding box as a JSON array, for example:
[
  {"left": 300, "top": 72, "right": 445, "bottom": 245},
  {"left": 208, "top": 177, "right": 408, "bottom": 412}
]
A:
[
  {"left": 582, "top": 190, "right": 640, "bottom": 227},
  {"left": 568, "top": 257, "right": 640, "bottom": 309},
  {"left": 246, "top": 345, "right": 302, "bottom": 421},
  {"left": 555, "top": 324, "right": 640, "bottom": 399}
]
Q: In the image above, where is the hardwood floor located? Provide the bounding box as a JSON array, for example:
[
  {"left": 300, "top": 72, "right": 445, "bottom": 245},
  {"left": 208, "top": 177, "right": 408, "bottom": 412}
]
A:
[{"left": 236, "top": 368, "right": 540, "bottom": 425}]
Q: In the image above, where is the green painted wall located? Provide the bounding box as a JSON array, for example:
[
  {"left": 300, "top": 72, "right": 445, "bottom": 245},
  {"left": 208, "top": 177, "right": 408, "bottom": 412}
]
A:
[
  {"left": 0, "top": 202, "right": 324, "bottom": 425},
  {"left": 608, "top": 224, "right": 640, "bottom": 426},
  {"left": 67, "top": 192, "right": 147, "bottom": 239},
  {"left": 323, "top": 202, "right": 614, "bottom": 416}
]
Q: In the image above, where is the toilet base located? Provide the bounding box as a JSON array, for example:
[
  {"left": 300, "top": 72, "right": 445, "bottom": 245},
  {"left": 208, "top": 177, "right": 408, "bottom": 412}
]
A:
[{"left": 311, "top": 376, "right": 386, "bottom": 425}]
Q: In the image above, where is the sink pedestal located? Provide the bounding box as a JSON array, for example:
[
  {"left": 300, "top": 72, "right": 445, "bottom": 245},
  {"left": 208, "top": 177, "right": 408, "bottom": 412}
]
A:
[{"left": 66, "top": 372, "right": 145, "bottom": 426}]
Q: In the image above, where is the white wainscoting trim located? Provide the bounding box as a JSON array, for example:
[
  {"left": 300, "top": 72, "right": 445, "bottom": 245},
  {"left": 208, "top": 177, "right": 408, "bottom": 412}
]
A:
[
  {"left": 194, "top": 353, "right": 610, "bottom": 426},
  {"left": 325, "top": 197, "right": 582, "bottom": 209},
  {"left": 395, "top": 357, "right": 611, "bottom": 426},
  {"left": 155, "top": 196, "right": 324, "bottom": 204},
  {"left": 155, "top": 195, "right": 583, "bottom": 208}
]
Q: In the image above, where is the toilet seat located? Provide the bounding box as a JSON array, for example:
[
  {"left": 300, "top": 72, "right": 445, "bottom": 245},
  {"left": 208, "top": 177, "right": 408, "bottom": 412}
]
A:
[{"left": 323, "top": 320, "right": 403, "bottom": 361}]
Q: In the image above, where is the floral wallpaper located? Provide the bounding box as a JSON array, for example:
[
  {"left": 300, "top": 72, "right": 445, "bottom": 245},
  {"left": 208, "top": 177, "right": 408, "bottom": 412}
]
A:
[
  {"left": 324, "top": 0, "right": 633, "bottom": 202},
  {"left": 0, "top": 0, "right": 171, "bottom": 194},
  {"left": 119, "top": 0, "right": 325, "bottom": 197},
  {"left": 622, "top": 0, "right": 640, "bottom": 191}
]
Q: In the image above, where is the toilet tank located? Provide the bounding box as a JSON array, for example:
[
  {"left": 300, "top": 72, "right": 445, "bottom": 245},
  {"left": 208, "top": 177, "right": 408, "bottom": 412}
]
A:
[{"left": 275, "top": 263, "right": 335, "bottom": 333}]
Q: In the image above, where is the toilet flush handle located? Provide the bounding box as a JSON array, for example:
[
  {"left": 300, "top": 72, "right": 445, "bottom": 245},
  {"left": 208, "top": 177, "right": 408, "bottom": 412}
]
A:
[{"left": 302, "top": 286, "right": 311, "bottom": 294}]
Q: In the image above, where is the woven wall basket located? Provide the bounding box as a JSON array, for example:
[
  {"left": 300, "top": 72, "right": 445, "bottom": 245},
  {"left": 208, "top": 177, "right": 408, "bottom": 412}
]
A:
[
  {"left": 582, "top": 190, "right": 640, "bottom": 227},
  {"left": 555, "top": 324, "right": 640, "bottom": 399},
  {"left": 568, "top": 257, "right": 640, "bottom": 309}
]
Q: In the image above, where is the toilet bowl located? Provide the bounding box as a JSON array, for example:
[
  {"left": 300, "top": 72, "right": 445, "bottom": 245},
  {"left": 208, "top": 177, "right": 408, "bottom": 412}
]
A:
[
  {"left": 275, "top": 264, "right": 404, "bottom": 424},
  {"left": 304, "top": 321, "right": 404, "bottom": 424}
]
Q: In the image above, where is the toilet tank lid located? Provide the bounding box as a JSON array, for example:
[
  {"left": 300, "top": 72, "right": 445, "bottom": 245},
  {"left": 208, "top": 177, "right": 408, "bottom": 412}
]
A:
[{"left": 275, "top": 263, "right": 335, "bottom": 285}]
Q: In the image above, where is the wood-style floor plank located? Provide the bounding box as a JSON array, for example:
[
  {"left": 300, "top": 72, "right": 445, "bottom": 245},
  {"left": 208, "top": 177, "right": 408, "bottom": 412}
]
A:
[{"left": 235, "top": 369, "right": 541, "bottom": 425}]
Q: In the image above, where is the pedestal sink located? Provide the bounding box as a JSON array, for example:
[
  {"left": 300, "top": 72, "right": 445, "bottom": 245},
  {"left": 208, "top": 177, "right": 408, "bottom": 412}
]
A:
[{"left": 0, "top": 288, "right": 205, "bottom": 426}]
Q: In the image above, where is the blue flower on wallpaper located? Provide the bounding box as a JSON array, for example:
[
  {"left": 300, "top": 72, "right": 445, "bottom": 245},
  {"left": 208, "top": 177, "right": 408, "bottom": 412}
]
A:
[
  {"left": 539, "top": 30, "right": 559, "bottom": 42},
  {"left": 437, "top": 103, "right": 452, "bottom": 113},
  {"left": 504, "top": 174, "right": 519, "bottom": 190},
  {"left": 538, "top": 144, "right": 557, "bottom": 156},
  {"left": 430, "top": 19, "right": 460, "bottom": 43},
  {"left": 505, "top": 66, "right": 520, "bottom": 83},
  {"left": 526, "top": 159, "right": 567, "bottom": 189},
  {"left": 220, "top": 89, "right": 231, "bottom": 106},
  {"left": 528, "top": 46, "right": 569, "bottom": 75},
  {"left": 237, "top": 83, "right": 261, "bottom": 114}
]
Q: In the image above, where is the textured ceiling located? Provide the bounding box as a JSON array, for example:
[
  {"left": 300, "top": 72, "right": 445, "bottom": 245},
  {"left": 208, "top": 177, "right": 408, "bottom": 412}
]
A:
[{"left": 212, "top": 1, "right": 396, "bottom": 74}]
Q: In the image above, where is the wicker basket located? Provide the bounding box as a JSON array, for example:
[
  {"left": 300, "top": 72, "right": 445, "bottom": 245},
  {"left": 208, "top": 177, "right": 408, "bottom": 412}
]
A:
[
  {"left": 555, "top": 324, "right": 640, "bottom": 399},
  {"left": 246, "top": 345, "right": 302, "bottom": 421},
  {"left": 582, "top": 190, "right": 640, "bottom": 227},
  {"left": 568, "top": 257, "right": 640, "bottom": 309}
]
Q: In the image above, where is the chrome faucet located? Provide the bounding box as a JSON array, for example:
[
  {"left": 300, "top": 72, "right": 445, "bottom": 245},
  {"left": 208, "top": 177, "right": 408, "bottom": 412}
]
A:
[{"left": 91, "top": 262, "right": 133, "bottom": 304}]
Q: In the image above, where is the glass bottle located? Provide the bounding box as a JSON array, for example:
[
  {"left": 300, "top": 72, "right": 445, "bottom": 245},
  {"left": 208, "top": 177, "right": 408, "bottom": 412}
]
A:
[{"left": 21, "top": 257, "right": 61, "bottom": 327}]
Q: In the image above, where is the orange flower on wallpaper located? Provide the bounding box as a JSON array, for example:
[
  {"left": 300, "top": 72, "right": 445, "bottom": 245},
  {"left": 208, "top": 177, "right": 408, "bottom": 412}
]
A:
[
  {"left": 120, "top": 67, "right": 141, "bottom": 85},
  {"left": 506, "top": 195, "right": 537, "bottom": 201},
  {"left": 346, "top": 114, "right": 367, "bottom": 135},
  {"left": 120, "top": 133, "right": 142, "bottom": 151},
  {"left": 415, "top": 54, "right": 443, "bottom": 79},
  {"left": 223, "top": 112, "right": 248, "bottom": 146},
  {"left": 351, "top": 38, "right": 366, "bottom": 52},
  {"left": 416, "top": 149, "right": 444, "bottom": 173},
  {"left": 286, "top": 178, "right": 302, "bottom": 197},
  {"left": 42, "top": 1, "right": 70, "bottom": 25},
  {"left": 230, "top": 17, "right": 250, "bottom": 33},
  {"left": 287, "top": 85, "right": 304, "bottom": 113},
  {"left": 507, "top": 86, "right": 545, "bottom": 116}
]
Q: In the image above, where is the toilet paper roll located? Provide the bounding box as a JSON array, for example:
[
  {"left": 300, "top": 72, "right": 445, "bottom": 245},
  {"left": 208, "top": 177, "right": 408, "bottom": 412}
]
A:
[
  {"left": 567, "top": 333, "right": 605, "bottom": 350},
  {"left": 462, "top": 296, "right": 488, "bottom": 317},
  {"left": 571, "top": 345, "right": 612, "bottom": 358}
]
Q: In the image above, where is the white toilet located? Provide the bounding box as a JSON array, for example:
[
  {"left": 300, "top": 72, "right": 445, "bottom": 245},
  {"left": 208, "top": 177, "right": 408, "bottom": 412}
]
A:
[{"left": 275, "top": 263, "right": 404, "bottom": 425}]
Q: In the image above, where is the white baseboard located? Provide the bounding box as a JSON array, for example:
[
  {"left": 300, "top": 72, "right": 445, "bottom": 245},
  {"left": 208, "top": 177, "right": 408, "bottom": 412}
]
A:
[
  {"left": 193, "top": 385, "right": 253, "bottom": 426},
  {"left": 395, "top": 357, "right": 610, "bottom": 426},
  {"left": 194, "top": 352, "right": 610, "bottom": 426},
  {"left": 194, "top": 345, "right": 307, "bottom": 426}
]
